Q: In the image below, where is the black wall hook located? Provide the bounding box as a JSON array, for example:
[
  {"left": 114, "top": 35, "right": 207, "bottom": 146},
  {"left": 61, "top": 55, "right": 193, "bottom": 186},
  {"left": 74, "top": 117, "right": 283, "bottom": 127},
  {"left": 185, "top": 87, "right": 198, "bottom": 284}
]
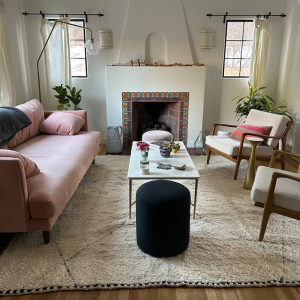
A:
[{"left": 40, "top": 11, "right": 45, "bottom": 19}]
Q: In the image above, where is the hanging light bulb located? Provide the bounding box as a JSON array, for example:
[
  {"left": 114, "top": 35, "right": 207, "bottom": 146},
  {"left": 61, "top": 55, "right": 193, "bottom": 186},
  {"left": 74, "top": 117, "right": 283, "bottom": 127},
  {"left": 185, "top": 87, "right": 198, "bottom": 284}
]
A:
[{"left": 84, "top": 38, "right": 100, "bottom": 55}]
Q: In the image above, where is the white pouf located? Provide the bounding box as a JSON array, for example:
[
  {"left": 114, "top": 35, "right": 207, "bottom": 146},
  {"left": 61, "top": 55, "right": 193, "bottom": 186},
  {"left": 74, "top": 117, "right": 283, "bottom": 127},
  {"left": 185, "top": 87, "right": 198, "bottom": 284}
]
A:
[{"left": 142, "top": 130, "right": 173, "bottom": 142}]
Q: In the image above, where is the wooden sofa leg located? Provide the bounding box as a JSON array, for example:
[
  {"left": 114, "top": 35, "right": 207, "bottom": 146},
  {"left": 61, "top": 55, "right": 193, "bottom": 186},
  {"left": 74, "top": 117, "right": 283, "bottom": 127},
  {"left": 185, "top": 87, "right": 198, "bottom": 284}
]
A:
[
  {"left": 92, "top": 159, "right": 95, "bottom": 164},
  {"left": 259, "top": 211, "right": 271, "bottom": 242},
  {"left": 206, "top": 149, "right": 211, "bottom": 164},
  {"left": 42, "top": 231, "right": 50, "bottom": 244}
]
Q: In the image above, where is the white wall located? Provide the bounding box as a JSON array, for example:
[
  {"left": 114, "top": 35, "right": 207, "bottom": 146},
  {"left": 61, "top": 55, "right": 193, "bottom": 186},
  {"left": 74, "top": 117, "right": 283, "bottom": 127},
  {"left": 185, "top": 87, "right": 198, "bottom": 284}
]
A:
[
  {"left": 19, "top": 0, "right": 287, "bottom": 141},
  {"left": 277, "top": 0, "right": 300, "bottom": 153},
  {"left": 5, "top": 0, "right": 32, "bottom": 105}
]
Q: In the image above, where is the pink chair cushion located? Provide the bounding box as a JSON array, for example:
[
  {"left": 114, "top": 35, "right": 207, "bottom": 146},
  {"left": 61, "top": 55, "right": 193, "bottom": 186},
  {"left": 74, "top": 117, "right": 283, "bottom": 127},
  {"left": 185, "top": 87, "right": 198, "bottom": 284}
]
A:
[
  {"left": 0, "top": 149, "right": 40, "bottom": 178},
  {"left": 39, "top": 112, "right": 85, "bottom": 135},
  {"left": 230, "top": 124, "right": 272, "bottom": 144},
  {"left": 8, "top": 99, "right": 44, "bottom": 149}
]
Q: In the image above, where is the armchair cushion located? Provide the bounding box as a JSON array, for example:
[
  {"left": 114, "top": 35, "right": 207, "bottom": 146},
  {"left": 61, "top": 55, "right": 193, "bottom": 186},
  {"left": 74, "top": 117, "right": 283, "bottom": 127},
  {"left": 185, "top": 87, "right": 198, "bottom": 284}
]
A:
[
  {"left": 206, "top": 135, "right": 273, "bottom": 157},
  {"left": 251, "top": 166, "right": 300, "bottom": 212},
  {"left": 245, "top": 109, "right": 289, "bottom": 148},
  {"left": 229, "top": 124, "right": 272, "bottom": 143}
]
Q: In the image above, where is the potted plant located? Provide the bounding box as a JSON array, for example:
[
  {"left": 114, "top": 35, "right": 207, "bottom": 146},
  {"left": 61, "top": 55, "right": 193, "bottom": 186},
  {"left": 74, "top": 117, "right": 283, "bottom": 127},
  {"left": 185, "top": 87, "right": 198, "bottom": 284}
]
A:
[
  {"left": 232, "top": 82, "right": 293, "bottom": 123},
  {"left": 53, "top": 84, "right": 71, "bottom": 111},
  {"left": 66, "top": 85, "right": 83, "bottom": 110}
]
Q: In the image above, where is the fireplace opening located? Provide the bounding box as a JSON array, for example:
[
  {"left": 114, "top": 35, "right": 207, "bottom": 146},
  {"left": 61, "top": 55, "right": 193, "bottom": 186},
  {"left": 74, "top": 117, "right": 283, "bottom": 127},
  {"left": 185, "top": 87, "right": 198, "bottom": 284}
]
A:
[{"left": 131, "top": 102, "right": 179, "bottom": 142}]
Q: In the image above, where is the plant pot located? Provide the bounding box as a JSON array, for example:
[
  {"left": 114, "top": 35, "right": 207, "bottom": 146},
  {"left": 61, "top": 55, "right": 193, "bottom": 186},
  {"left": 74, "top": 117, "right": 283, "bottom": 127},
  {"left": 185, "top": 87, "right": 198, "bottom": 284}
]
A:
[{"left": 160, "top": 146, "right": 172, "bottom": 158}]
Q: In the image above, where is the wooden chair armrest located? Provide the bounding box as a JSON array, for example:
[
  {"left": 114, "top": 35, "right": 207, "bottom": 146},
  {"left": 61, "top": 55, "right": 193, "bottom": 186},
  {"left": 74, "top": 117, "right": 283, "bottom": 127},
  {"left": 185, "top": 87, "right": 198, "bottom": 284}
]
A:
[
  {"left": 265, "top": 171, "right": 300, "bottom": 206},
  {"left": 270, "top": 150, "right": 300, "bottom": 168},
  {"left": 212, "top": 123, "right": 238, "bottom": 135}
]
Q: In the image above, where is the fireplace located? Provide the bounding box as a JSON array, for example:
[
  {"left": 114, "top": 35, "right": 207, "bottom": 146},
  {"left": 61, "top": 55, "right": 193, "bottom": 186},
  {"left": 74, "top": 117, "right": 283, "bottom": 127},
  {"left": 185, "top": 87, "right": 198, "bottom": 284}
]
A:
[{"left": 122, "top": 92, "right": 189, "bottom": 147}]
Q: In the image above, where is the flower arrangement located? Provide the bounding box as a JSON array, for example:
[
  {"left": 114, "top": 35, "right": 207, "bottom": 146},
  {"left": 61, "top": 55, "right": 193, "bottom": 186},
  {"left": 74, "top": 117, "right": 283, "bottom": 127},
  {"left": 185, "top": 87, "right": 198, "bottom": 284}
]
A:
[{"left": 137, "top": 142, "right": 150, "bottom": 161}]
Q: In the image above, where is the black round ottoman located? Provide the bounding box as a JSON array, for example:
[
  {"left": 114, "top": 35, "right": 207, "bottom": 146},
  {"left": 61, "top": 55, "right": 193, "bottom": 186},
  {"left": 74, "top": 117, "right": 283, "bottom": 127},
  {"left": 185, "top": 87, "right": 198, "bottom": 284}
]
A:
[{"left": 136, "top": 180, "right": 190, "bottom": 257}]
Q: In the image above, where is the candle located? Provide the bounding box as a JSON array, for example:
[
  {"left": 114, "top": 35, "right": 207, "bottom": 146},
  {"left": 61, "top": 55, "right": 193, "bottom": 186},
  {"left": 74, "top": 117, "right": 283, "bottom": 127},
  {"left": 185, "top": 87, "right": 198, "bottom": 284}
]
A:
[{"left": 140, "top": 160, "right": 149, "bottom": 175}]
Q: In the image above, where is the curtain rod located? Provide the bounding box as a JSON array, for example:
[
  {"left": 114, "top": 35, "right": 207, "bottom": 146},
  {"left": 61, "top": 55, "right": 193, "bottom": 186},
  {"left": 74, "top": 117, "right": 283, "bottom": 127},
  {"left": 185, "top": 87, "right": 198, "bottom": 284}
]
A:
[
  {"left": 22, "top": 11, "right": 104, "bottom": 23},
  {"left": 206, "top": 12, "right": 287, "bottom": 23}
]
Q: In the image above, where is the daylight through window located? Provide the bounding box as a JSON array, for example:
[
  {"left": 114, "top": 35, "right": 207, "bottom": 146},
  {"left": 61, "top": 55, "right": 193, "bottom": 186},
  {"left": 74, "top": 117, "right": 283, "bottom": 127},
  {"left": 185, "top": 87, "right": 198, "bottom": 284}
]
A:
[
  {"left": 69, "top": 20, "right": 87, "bottom": 77},
  {"left": 223, "top": 20, "right": 255, "bottom": 78}
]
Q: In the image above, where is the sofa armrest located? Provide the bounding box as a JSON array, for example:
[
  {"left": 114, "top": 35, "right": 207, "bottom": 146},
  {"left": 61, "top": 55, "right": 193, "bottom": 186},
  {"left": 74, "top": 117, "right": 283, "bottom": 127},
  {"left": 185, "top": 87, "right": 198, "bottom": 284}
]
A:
[
  {"left": 44, "top": 110, "right": 88, "bottom": 131},
  {"left": 0, "top": 158, "right": 29, "bottom": 232}
]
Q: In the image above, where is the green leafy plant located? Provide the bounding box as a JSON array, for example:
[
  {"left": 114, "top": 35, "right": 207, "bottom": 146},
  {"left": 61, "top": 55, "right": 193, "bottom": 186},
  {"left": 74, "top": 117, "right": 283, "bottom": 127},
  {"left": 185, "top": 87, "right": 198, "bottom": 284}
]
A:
[
  {"left": 232, "top": 82, "right": 293, "bottom": 123},
  {"left": 53, "top": 84, "right": 70, "bottom": 111},
  {"left": 66, "top": 85, "right": 83, "bottom": 110}
]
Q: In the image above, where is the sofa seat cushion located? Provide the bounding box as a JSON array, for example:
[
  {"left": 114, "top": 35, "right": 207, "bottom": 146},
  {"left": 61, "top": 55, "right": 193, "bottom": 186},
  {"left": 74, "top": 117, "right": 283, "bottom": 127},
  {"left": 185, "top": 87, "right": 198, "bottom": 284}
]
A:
[
  {"left": 13, "top": 131, "right": 101, "bottom": 219},
  {"left": 206, "top": 135, "right": 273, "bottom": 157},
  {"left": 251, "top": 166, "right": 300, "bottom": 212}
]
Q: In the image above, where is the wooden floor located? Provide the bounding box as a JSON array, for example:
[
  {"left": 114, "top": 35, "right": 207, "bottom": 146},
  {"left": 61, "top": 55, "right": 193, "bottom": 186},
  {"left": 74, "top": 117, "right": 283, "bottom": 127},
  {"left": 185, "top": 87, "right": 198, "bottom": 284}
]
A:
[
  {"left": 1, "top": 145, "right": 299, "bottom": 300},
  {"left": 1, "top": 287, "right": 300, "bottom": 300}
]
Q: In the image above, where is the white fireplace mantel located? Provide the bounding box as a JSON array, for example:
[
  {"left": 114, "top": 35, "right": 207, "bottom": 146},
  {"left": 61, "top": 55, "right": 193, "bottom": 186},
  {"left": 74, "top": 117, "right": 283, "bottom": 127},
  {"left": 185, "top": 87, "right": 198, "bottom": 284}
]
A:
[{"left": 105, "top": 66, "right": 206, "bottom": 147}]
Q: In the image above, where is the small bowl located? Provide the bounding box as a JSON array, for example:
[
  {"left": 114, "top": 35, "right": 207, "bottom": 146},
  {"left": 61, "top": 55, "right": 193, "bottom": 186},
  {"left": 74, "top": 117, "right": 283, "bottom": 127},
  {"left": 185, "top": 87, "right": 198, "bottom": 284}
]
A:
[{"left": 160, "top": 146, "right": 172, "bottom": 158}]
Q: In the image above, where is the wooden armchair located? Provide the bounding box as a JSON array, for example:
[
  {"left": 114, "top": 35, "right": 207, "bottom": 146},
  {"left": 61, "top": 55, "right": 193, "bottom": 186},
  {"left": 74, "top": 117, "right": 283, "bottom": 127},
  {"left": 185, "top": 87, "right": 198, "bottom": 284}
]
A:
[
  {"left": 251, "top": 150, "right": 300, "bottom": 241},
  {"left": 206, "top": 109, "right": 292, "bottom": 180}
]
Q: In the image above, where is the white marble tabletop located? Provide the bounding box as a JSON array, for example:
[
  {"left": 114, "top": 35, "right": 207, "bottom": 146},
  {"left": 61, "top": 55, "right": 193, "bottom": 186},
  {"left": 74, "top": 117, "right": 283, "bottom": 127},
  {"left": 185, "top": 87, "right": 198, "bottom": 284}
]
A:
[{"left": 127, "top": 141, "right": 200, "bottom": 179}]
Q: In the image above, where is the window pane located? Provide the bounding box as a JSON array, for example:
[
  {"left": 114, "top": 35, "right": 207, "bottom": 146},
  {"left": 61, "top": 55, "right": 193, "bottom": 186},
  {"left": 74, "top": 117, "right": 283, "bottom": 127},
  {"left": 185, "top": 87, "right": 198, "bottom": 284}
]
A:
[
  {"left": 225, "top": 41, "right": 242, "bottom": 58},
  {"left": 244, "top": 22, "right": 255, "bottom": 40},
  {"left": 242, "top": 41, "right": 253, "bottom": 58},
  {"left": 240, "top": 59, "right": 251, "bottom": 76},
  {"left": 71, "top": 59, "right": 87, "bottom": 77},
  {"left": 69, "top": 25, "right": 84, "bottom": 41},
  {"left": 224, "top": 59, "right": 241, "bottom": 76},
  {"left": 226, "top": 22, "right": 243, "bottom": 40},
  {"left": 70, "top": 40, "right": 85, "bottom": 58}
]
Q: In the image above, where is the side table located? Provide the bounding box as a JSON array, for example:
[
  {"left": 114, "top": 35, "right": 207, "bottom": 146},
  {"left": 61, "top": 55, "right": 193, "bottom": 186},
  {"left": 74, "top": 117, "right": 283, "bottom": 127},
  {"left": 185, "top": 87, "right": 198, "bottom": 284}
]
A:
[{"left": 243, "top": 137, "right": 264, "bottom": 190}]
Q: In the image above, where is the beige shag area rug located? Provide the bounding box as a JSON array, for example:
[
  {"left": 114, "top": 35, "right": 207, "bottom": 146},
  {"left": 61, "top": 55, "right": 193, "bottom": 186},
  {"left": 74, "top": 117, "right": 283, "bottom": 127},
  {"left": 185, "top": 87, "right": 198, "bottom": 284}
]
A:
[{"left": 1, "top": 155, "right": 300, "bottom": 296}]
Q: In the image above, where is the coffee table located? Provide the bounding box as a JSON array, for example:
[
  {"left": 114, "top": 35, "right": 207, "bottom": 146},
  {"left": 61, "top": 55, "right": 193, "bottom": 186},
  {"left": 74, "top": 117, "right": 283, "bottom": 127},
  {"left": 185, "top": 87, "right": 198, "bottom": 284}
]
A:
[{"left": 127, "top": 141, "right": 200, "bottom": 220}]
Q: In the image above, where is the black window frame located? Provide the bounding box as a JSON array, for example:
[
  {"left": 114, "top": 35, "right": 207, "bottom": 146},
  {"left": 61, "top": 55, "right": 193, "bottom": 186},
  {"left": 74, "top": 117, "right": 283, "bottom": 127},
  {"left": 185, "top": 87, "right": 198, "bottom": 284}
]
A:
[
  {"left": 48, "top": 18, "right": 88, "bottom": 78},
  {"left": 223, "top": 20, "right": 254, "bottom": 78}
]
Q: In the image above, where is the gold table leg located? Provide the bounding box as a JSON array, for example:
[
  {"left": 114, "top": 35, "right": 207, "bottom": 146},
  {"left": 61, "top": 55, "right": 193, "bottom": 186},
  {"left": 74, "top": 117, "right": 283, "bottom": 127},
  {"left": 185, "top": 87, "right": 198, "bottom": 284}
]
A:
[
  {"left": 243, "top": 140, "right": 261, "bottom": 190},
  {"left": 129, "top": 179, "right": 132, "bottom": 218},
  {"left": 193, "top": 178, "right": 198, "bottom": 220}
]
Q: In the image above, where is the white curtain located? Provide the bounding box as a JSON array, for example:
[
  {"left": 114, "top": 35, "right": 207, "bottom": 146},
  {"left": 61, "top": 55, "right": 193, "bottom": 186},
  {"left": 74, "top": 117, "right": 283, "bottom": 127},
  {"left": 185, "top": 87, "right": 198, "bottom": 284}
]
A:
[
  {"left": 249, "top": 19, "right": 269, "bottom": 89},
  {"left": 40, "top": 18, "right": 72, "bottom": 108},
  {"left": 0, "top": 0, "right": 16, "bottom": 107}
]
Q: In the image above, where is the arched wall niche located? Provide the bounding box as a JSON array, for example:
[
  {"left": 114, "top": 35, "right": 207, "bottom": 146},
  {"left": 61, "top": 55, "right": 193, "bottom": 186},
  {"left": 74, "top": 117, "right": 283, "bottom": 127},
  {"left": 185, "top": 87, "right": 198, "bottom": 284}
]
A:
[{"left": 145, "top": 31, "right": 167, "bottom": 65}]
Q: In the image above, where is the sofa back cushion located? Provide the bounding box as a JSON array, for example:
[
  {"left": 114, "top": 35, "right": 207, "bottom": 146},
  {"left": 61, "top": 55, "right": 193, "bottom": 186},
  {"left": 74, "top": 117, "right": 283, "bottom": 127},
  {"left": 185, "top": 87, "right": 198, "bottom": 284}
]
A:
[
  {"left": 8, "top": 100, "right": 44, "bottom": 149},
  {"left": 245, "top": 109, "right": 290, "bottom": 148}
]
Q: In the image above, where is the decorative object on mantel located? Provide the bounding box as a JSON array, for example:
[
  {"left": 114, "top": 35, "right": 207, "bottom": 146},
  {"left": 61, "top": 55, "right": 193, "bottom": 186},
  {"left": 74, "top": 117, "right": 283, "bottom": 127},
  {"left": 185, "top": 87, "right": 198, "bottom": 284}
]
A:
[
  {"left": 110, "top": 62, "right": 204, "bottom": 67},
  {"left": 106, "top": 126, "right": 123, "bottom": 154},
  {"left": 206, "top": 12, "right": 286, "bottom": 23},
  {"left": 153, "top": 59, "right": 158, "bottom": 66},
  {"left": 200, "top": 30, "right": 213, "bottom": 49},
  {"left": 22, "top": 10, "right": 104, "bottom": 23},
  {"left": 99, "top": 30, "right": 112, "bottom": 49},
  {"left": 37, "top": 20, "right": 100, "bottom": 103}
]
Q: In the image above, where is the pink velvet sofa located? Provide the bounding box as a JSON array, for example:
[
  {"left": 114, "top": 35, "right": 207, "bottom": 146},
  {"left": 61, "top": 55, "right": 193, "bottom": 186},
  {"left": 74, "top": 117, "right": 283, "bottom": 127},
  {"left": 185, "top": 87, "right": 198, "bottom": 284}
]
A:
[{"left": 0, "top": 101, "right": 101, "bottom": 244}]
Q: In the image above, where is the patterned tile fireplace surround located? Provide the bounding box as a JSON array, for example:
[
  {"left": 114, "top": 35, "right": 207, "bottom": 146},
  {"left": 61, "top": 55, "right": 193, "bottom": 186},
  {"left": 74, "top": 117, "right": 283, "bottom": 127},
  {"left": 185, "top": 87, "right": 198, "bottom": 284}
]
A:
[{"left": 122, "top": 92, "right": 189, "bottom": 147}]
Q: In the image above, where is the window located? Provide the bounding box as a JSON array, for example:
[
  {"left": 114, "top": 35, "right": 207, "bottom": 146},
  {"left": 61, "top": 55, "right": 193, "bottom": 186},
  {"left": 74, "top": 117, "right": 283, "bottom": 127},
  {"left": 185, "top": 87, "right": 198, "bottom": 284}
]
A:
[
  {"left": 49, "top": 19, "right": 88, "bottom": 77},
  {"left": 69, "top": 19, "right": 87, "bottom": 77},
  {"left": 223, "top": 20, "right": 255, "bottom": 78}
]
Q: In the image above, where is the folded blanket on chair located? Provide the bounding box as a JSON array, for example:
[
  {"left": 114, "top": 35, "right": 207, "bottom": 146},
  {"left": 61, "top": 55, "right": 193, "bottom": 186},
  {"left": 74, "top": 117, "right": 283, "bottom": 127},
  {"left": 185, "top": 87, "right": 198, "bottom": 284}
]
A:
[{"left": 0, "top": 107, "right": 32, "bottom": 147}]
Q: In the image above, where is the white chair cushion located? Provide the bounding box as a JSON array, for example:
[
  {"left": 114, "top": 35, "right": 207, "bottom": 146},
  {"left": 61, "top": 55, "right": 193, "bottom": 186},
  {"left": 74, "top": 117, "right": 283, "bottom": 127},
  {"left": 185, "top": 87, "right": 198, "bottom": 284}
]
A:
[
  {"left": 245, "top": 110, "right": 289, "bottom": 148},
  {"left": 142, "top": 130, "right": 173, "bottom": 142},
  {"left": 206, "top": 135, "right": 273, "bottom": 157},
  {"left": 251, "top": 166, "right": 300, "bottom": 212}
]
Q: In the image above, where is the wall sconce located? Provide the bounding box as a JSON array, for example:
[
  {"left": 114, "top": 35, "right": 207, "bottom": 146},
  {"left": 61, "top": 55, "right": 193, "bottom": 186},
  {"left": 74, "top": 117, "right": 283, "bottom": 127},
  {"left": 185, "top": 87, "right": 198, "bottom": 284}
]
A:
[
  {"left": 99, "top": 30, "right": 113, "bottom": 49},
  {"left": 200, "top": 30, "right": 213, "bottom": 49}
]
